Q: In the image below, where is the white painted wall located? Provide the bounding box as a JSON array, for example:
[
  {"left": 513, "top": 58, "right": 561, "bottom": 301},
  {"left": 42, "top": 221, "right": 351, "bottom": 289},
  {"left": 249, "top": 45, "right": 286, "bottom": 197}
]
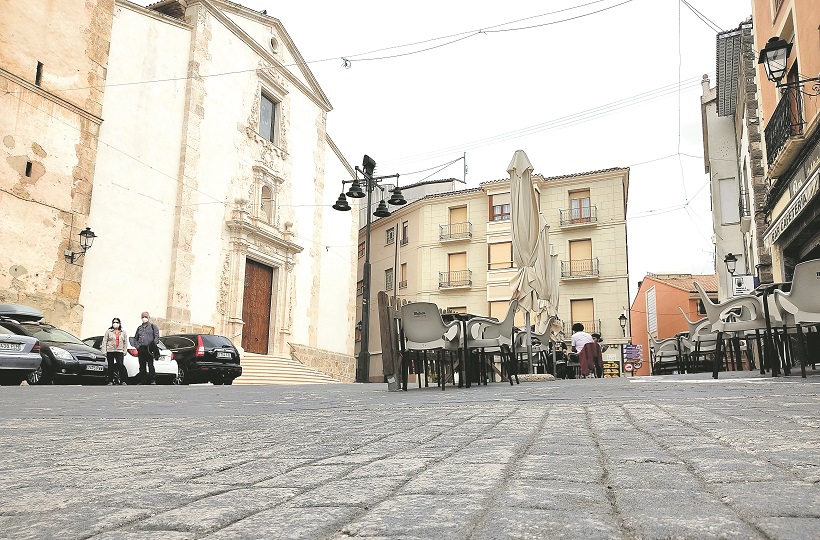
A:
[{"left": 79, "top": 3, "right": 189, "bottom": 337}]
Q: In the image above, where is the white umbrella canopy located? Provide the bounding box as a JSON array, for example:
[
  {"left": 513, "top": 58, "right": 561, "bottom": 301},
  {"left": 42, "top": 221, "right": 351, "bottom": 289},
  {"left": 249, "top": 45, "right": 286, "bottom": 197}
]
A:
[{"left": 508, "top": 150, "right": 553, "bottom": 318}]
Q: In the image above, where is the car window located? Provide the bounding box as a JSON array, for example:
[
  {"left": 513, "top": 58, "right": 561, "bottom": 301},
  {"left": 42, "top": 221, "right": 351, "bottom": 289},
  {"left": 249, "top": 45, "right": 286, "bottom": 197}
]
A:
[
  {"left": 82, "top": 337, "right": 98, "bottom": 347},
  {"left": 0, "top": 322, "right": 21, "bottom": 335},
  {"left": 163, "top": 336, "right": 195, "bottom": 349},
  {"left": 200, "top": 335, "right": 234, "bottom": 348},
  {"left": 20, "top": 323, "right": 84, "bottom": 345}
]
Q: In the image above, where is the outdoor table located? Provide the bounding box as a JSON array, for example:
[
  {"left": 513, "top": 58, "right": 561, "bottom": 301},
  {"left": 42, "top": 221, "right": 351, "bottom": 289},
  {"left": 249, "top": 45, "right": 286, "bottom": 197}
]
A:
[{"left": 752, "top": 282, "right": 790, "bottom": 377}]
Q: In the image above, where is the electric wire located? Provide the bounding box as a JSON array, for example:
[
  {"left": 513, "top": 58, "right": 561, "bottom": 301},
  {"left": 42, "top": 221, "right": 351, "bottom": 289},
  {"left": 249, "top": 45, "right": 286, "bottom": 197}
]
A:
[{"left": 680, "top": 0, "right": 723, "bottom": 33}]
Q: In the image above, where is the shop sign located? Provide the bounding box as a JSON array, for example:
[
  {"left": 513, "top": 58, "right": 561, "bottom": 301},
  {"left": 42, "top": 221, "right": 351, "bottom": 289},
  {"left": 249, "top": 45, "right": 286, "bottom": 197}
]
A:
[
  {"left": 732, "top": 275, "right": 755, "bottom": 296},
  {"left": 764, "top": 172, "right": 819, "bottom": 248}
]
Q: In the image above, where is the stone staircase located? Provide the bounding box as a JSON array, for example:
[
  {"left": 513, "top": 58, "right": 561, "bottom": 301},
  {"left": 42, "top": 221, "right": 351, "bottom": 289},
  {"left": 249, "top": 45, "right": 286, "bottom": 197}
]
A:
[{"left": 234, "top": 353, "right": 340, "bottom": 385}]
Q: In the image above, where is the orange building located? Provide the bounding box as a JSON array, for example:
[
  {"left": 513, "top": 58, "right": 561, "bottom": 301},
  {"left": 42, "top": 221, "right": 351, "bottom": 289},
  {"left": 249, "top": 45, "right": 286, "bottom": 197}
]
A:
[
  {"left": 630, "top": 274, "right": 718, "bottom": 376},
  {"left": 752, "top": 0, "right": 820, "bottom": 281}
]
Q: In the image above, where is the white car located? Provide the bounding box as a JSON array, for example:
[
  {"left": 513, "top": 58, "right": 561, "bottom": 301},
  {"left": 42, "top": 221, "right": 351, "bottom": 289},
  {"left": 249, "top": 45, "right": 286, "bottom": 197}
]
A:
[{"left": 83, "top": 336, "right": 181, "bottom": 385}]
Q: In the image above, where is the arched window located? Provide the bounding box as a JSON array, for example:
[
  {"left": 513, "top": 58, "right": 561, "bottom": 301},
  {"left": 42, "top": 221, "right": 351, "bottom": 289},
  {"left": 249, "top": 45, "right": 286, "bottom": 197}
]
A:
[{"left": 261, "top": 185, "right": 274, "bottom": 224}]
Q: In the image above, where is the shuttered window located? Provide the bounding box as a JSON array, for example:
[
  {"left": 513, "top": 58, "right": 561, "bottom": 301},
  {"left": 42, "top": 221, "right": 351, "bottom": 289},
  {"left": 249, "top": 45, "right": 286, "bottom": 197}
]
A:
[{"left": 647, "top": 286, "right": 657, "bottom": 334}]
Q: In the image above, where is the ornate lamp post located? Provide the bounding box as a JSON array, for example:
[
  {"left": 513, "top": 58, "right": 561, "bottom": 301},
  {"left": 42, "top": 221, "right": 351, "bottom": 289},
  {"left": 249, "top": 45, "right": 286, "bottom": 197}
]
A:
[
  {"left": 64, "top": 227, "right": 97, "bottom": 264},
  {"left": 724, "top": 252, "right": 738, "bottom": 276},
  {"left": 332, "top": 155, "right": 405, "bottom": 382},
  {"left": 758, "top": 36, "right": 820, "bottom": 94},
  {"left": 618, "top": 313, "right": 627, "bottom": 337}
]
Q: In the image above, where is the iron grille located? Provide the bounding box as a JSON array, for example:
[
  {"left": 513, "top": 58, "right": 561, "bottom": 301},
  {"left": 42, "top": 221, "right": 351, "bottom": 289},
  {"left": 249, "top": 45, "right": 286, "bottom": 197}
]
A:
[
  {"left": 764, "top": 86, "right": 804, "bottom": 165},
  {"left": 559, "top": 205, "right": 598, "bottom": 226},
  {"left": 561, "top": 258, "right": 600, "bottom": 278},
  {"left": 439, "top": 269, "right": 472, "bottom": 288},
  {"left": 439, "top": 222, "right": 472, "bottom": 241},
  {"left": 563, "top": 319, "right": 601, "bottom": 335}
]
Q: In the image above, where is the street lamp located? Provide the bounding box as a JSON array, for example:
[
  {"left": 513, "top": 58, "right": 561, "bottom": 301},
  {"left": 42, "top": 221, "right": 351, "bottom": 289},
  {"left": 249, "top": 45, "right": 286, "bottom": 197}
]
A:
[
  {"left": 332, "top": 155, "right": 405, "bottom": 383},
  {"left": 64, "top": 227, "right": 97, "bottom": 264},
  {"left": 618, "top": 313, "right": 627, "bottom": 337},
  {"left": 724, "top": 253, "right": 738, "bottom": 276},
  {"left": 758, "top": 36, "right": 820, "bottom": 95}
]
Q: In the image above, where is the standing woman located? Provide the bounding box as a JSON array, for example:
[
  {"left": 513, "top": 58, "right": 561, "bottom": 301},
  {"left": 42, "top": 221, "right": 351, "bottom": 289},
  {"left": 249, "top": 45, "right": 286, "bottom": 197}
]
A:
[{"left": 102, "top": 318, "right": 128, "bottom": 385}]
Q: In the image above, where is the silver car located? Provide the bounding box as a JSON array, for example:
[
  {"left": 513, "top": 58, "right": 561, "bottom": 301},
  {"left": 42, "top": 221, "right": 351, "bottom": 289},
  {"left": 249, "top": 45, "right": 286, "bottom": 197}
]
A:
[{"left": 0, "top": 327, "right": 41, "bottom": 386}]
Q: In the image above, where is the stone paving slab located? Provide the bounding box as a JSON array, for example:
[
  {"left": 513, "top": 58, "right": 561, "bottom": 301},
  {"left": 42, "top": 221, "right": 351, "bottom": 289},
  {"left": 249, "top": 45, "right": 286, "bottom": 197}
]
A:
[{"left": 1, "top": 369, "right": 819, "bottom": 539}]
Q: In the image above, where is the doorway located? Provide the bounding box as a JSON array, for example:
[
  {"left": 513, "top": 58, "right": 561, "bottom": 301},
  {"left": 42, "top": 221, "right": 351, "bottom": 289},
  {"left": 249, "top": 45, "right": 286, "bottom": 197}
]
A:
[{"left": 242, "top": 259, "right": 274, "bottom": 354}]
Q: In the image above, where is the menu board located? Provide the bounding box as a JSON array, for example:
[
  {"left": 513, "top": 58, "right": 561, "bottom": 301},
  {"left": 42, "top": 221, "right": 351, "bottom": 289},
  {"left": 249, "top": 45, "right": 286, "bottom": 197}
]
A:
[{"left": 602, "top": 356, "right": 621, "bottom": 378}]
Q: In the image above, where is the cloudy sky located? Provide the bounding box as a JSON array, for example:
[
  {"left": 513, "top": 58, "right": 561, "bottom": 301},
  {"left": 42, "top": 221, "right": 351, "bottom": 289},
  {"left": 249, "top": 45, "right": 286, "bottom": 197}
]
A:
[{"left": 137, "top": 0, "right": 754, "bottom": 300}]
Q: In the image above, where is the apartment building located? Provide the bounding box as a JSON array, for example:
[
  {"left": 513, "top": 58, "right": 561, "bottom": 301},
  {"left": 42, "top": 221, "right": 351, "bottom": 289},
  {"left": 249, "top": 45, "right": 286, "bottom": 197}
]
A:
[
  {"left": 701, "top": 20, "right": 772, "bottom": 300},
  {"left": 752, "top": 0, "right": 820, "bottom": 281},
  {"left": 356, "top": 167, "right": 631, "bottom": 382}
]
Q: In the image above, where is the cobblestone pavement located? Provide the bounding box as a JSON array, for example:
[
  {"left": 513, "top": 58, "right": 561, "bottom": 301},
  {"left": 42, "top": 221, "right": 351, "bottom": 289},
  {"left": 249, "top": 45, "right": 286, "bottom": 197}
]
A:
[{"left": 1, "top": 370, "right": 820, "bottom": 539}]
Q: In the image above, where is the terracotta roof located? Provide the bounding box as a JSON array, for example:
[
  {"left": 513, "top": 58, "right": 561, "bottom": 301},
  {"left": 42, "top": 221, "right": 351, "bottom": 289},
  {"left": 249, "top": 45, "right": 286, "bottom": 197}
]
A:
[
  {"left": 421, "top": 187, "right": 483, "bottom": 200},
  {"left": 646, "top": 273, "right": 718, "bottom": 294},
  {"left": 479, "top": 167, "right": 629, "bottom": 187}
]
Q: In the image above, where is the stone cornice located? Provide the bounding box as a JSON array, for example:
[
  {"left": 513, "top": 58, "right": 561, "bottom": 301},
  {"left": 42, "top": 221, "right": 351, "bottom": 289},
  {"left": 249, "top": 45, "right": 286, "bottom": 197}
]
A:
[
  {"left": 0, "top": 68, "right": 103, "bottom": 125},
  {"left": 193, "top": 0, "right": 333, "bottom": 112},
  {"left": 116, "top": 0, "right": 192, "bottom": 29},
  {"left": 227, "top": 214, "right": 304, "bottom": 254}
]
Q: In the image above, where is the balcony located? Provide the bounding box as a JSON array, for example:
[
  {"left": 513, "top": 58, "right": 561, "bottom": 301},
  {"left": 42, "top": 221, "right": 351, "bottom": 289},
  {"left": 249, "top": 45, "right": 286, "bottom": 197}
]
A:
[
  {"left": 563, "top": 319, "right": 601, "bottom": 335},
  {"left": 439, "top": 269, "right": 472, "bottom": 289},
  {"left": 440, "top": 222, "right": 472, "bottom": 241},
  {"left": 559, "top": 205, "right": 598, "bottom": 227},
  {"left": 398, "top": 280, "right": 407, "bottom": 289},
  {"left": 561, "top": 258, "right": 600, "bottom": 279},
  {"left": 764, "top": 86, "right": 805, "bottom": 172}
]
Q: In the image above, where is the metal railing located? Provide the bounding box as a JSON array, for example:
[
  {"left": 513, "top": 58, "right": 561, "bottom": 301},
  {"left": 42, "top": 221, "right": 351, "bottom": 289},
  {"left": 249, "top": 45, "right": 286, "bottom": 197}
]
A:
[
  {"left": 764, "top": 86, "right": 804, "bottom": 165},
  {"left": 400, "top": 236, "right": 408, "bottom": 246},
  {"left": 559, "top": 205, "right": 598, "bottom": 226},
  {"left": 439, "top": 269, "right": 472, "bottom": 288},
  {"left": 561, "top": 258, "right": 600, "bottom": 278},
  {"left": 398, "top": 280, "right": 407, "bottom": 289},
  {"left": 439, "top": 222, "right": 472, "bottom": 241},
  {"left": 739, "top": 188, "right": 751, "bottom": 218},
  {"left": 563, "top": 319, "right": 601, "bottom": 335}
]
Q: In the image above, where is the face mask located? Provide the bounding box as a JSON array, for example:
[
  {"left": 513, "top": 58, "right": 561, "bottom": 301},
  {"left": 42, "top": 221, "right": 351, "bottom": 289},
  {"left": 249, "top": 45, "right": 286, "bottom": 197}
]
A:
[
  {"left": 113, "top": 323, "right": 120, "bottom": 329},
  {"left": 142, "top": 317, "right": 149, "bottom": 323}
]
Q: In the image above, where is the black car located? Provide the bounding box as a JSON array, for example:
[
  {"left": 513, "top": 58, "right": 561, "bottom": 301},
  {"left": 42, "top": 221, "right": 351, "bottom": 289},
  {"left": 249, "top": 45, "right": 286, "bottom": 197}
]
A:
[
  {"left": 161, "top": 334, "right": 241, "bottom": 385},
  {"left": 0, "top": 304, "right": 107, "bottom": 385}
]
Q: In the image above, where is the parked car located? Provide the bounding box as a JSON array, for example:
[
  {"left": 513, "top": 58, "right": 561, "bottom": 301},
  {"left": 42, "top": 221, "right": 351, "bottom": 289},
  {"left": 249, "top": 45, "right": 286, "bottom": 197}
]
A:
[
  {"left": 82, "top": 336, "right": 181, "bottom": 385},
  {"left": 0, "top": 329, "right": 41, "bottom": 386},
  {"left": 161, "top": 334, "right": 242, "bottom": 385},
  {"left": 0, "top": 304, "right": 107, "bottom": 385}
]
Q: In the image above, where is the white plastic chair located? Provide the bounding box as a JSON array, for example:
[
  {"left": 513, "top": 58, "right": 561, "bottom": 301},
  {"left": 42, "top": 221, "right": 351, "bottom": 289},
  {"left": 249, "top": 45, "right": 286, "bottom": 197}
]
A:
[
  {"left": 649, "top": 335, "right": 679, "bottom": 375},
  {"left": 773, "top": 258, "right": 820, "bottom": 377},
  {"left": 514, "top": 315, "right": 561, "bottom": 375},
  {"left": 465, "top": 300, "right": 519, "bottom": 386},
  {"left": 694, "top": 281, "right": 776, "bottom": 378},
  {"left": 678, "top": 308, "right": 719, "bottom": 373},
  {"left": 400, "top": 302, "right": 462, "bottom": 391}
]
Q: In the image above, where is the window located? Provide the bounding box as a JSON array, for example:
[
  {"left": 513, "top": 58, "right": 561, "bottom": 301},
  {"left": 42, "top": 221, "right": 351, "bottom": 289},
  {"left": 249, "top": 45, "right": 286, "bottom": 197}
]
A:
[
  {"left": 568, "top": 239, "right": 593, "bottom": 275},
  {"left": 355, "top": 325, "right": 361, "bottom": 342},
  {"left": 385, "top": 268, "right": 394, "bottom": 291},
  {"left": 719, "top": 178, "right": 740, "bottom": 224},
  {"left": 35, "top": 62, "right": 43, "bottom": 86},
  {"left": 488, "top": 300, "right": 525, "bottom": 326},
  {"left": 260, "top": 185, "right": 273, "bottom": 224},
  {"left": 646, "top": 287, "right": 657, "bottom": 334},
  {"left": 259, "top": 93, "right": 277, "bottom": 143},
  {"left": 570, "top": 299, "right": 595, "bottom": 334},
  {"left": 356, "top": 280, "right": 363, "bottom": 296},
  {"left": 488, "top": 242, "right": 513, "bottom": 270},
  {"left": 401, "top": 221, "right": 409, "bottom": 245},
  {"left": 489, "top": 193, "right": 511, "bottom": 221},
  {"left": 358, "top": 242, "right": 365, "bottom": 258},
  {"left": 386, "top": 227, "right": 395, "bottom": 245},
  {"left": 697, "top": 299, "right": 707, "bottom": 316},
  {"left": 448, "top": 306, "right": 467, "bottom": 314},
  {"left": 569, "top": 190, "right": 591, "bottom": 222},
  {"left": 399, "top": 263, "right": 407, "bottom": 289}
]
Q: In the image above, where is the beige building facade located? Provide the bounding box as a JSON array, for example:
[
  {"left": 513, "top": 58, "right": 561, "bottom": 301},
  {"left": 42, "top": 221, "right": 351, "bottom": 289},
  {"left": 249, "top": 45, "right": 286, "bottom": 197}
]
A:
[
  {"left": 357, "top": 167, "right": 631, "bottom": 381},
  {"left": 0, "top": 0, "right": 114, "bottom": 334}
]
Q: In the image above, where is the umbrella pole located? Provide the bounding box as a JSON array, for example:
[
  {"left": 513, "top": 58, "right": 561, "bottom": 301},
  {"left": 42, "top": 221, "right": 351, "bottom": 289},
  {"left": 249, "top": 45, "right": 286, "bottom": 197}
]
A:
[{"left": 525, "top": 311, "right": 533, "bottom": 375}]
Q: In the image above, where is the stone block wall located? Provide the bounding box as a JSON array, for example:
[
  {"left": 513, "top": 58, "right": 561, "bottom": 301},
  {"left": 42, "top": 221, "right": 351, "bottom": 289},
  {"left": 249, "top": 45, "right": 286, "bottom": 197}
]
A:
[{"left": 289, "top": 343, "right": 355, "bottom": 382}]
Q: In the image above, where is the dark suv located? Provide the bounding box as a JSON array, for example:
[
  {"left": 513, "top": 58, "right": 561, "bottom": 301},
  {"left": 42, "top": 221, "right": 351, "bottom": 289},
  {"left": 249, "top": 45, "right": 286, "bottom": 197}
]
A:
[
  {"left": 161, "top": 334, "right": 241, "bottom": 385},
  {"left": 0, "top": 304, "right": 107, "bottom": 385}
]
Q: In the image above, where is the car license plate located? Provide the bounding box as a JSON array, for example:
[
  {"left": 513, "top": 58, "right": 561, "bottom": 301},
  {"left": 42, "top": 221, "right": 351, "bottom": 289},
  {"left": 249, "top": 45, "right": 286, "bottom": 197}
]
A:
[
  {"left": 0, "top": 343, "right": 22, "bottom": 351},
  {"left": 86, "top": 365, "right": 104, "bottom": 371},
  {"left": 216, "top": 352, "right": 231, "bottom": 359}
]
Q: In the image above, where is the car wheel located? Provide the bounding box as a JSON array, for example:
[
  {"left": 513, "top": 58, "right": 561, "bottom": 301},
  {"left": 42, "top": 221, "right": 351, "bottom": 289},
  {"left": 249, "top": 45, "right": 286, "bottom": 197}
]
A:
[
  {"left": 26, "top": 366, "right": 50, "bottom": 385},
  {"left": 171, "top": 367, "right": 183, "bottom": 385},
  {"left": 178, "top": 366, "right": 189, "bottom": 385},
  {"left": 211, "top": 379, "right": 224, "bottom": 385},
  {"left": 224, "top": 378, "right": 233, "bottom": 386}
]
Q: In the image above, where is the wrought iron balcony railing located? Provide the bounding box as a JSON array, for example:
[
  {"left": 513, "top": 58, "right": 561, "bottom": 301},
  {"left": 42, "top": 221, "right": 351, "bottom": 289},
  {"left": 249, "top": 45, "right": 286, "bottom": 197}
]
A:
[
  {"left": 561, "top": 258, "right": 600, "bottom": 278},
  {"left": 764, "top": 86, "right": 804, "bottom": 166},
  {"left": 398, "top": 280, "right": 407, "bottom": 289},
  {"left": 439, "top": 269, "right": 472, "bottom": 289},
  {"left": 739, "top": 188, "right": 751, "bottom": 218},
  {"left": 563, "top": 319, "right": 601, "bottom": 335},
  {"left": 559, "top": 205, "right": 597, "bottom": 226},
  {"left": 439, "top": 222, "right": 472, "bottom": 241}
]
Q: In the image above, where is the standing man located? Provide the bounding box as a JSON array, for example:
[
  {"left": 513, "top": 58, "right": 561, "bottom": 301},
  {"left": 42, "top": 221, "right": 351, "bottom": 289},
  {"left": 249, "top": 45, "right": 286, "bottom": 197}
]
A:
[{"left": 134, "top": 311, "right": 160, "bottom": 385}]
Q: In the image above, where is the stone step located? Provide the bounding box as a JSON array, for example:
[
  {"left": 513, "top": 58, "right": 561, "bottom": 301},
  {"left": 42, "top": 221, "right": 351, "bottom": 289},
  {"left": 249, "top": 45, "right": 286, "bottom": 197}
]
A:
[{"left": 235, "top": 353, "right": 339, "bottom": 385}]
